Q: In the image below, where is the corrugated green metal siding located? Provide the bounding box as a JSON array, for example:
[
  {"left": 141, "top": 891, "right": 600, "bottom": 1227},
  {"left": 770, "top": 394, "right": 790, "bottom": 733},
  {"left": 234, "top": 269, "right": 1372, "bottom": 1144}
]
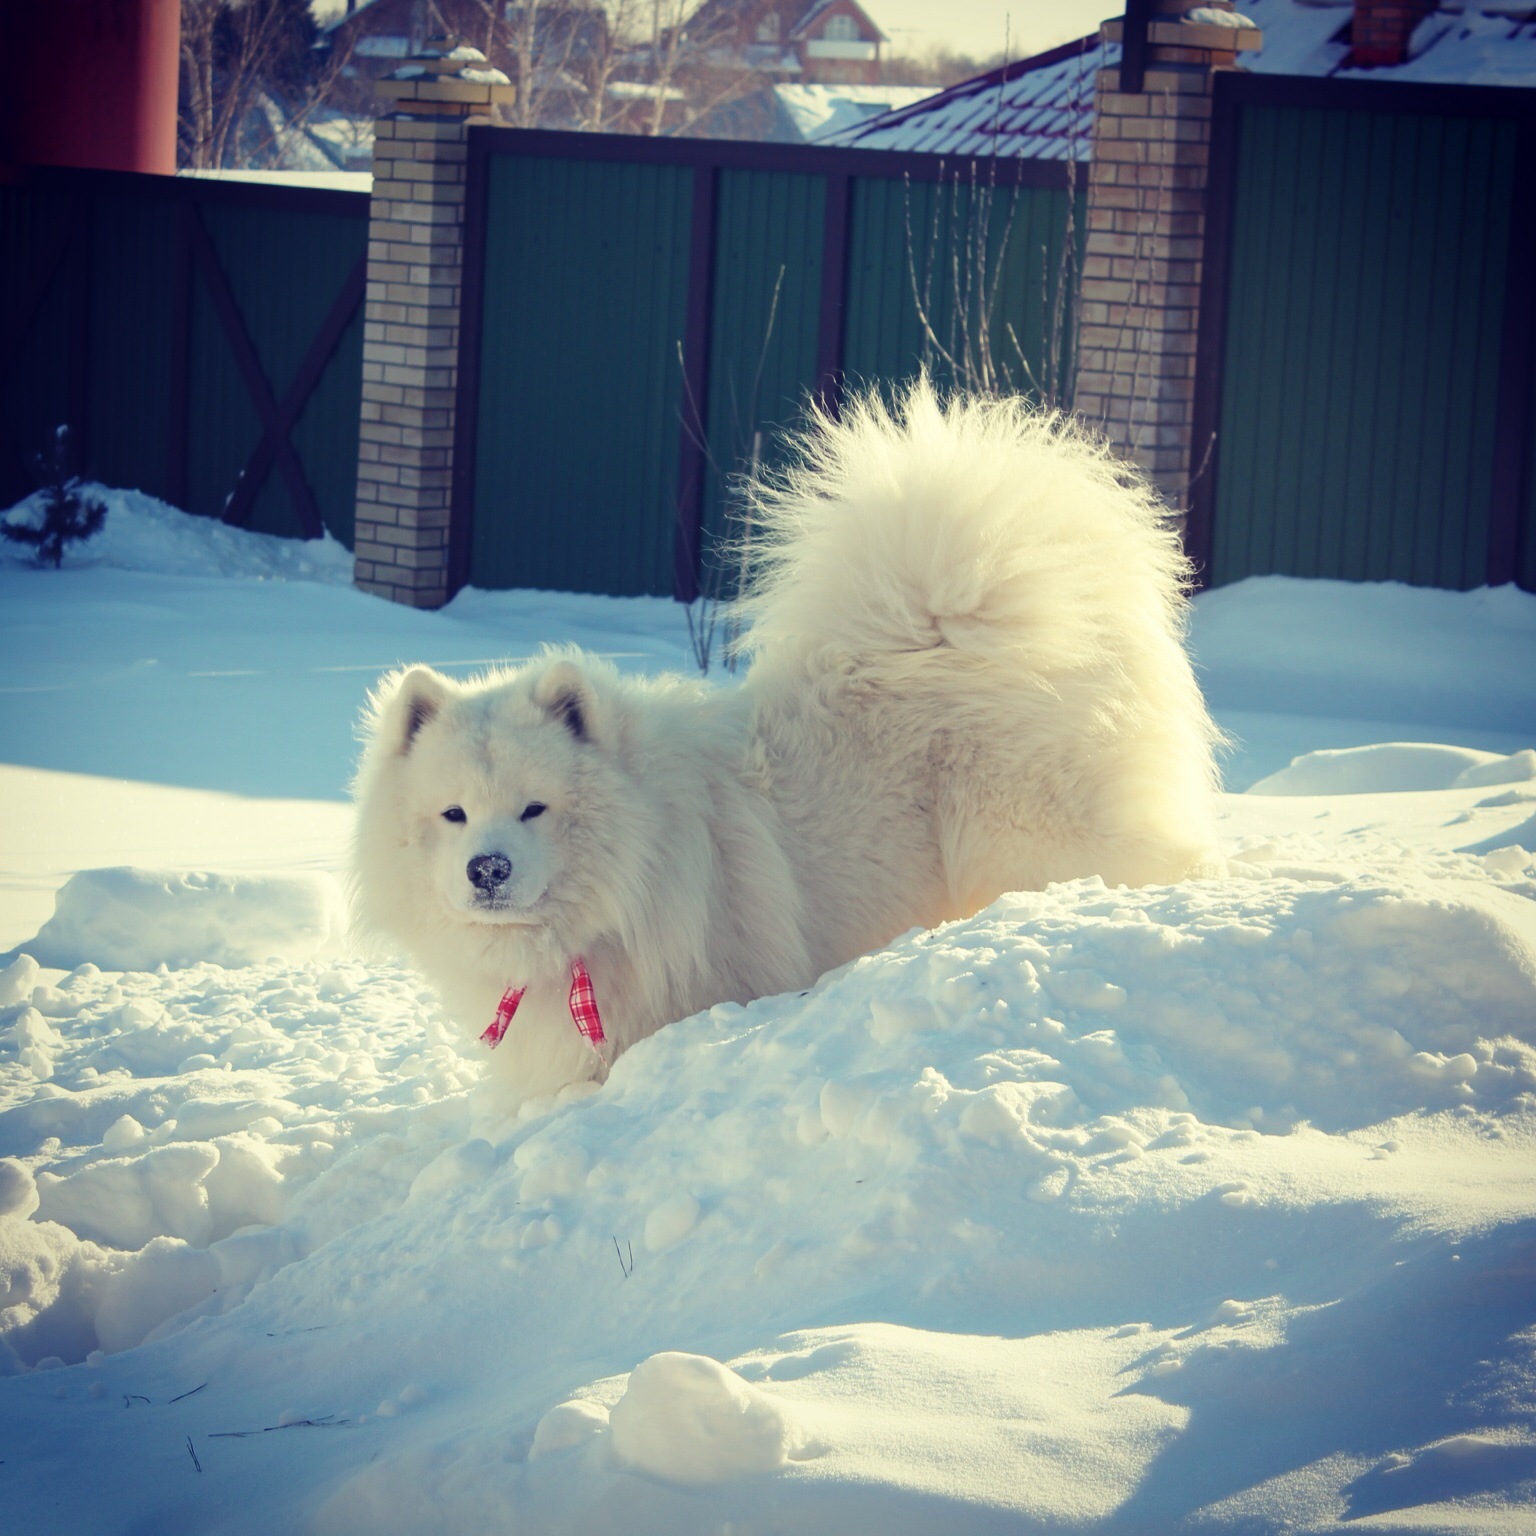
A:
[
  {"left": 1, "top": 176, "right": 363, "bottom": 544},
  {"left": 1213, "top": 105, "right": 1515, "bottom": 589},
  {"left": 0, "top": 182, "right": 80, "bottom": 504},
  {"left": 85, "top": 192, "right": 177, "bottom": 499},
  {"left": 1523, "top": 349, "right": 1536, "bottom": 593},
  {"left": 842, "top": 176, "right": 1080, "bottom": 404},
  {"left": 699, "top": 168, "right": 827, "bottom": 595},
  {"left": 465, "top": 144, "right": 1079, "bottom": 598},
  {"left": 190, "top": 200, "right": 364, "bottom": 544},
  {"left": 471, "top": 155, "right": 694, "bottom": 596}
]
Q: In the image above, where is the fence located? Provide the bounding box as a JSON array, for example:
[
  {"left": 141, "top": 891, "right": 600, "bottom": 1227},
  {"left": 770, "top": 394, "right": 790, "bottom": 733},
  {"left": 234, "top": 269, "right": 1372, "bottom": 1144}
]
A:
[
  {"left": 450, "top": 130, "right": 1083, "bottom": 600},
  {"left": 6, "top": 73, "right": 1531, "bottom": 602},
  {"left": 0, "top": 168, "right": 367, "bottom": 544},
  {"left": 1189, "top": 74, "right": 1536, "bottom": 593}
]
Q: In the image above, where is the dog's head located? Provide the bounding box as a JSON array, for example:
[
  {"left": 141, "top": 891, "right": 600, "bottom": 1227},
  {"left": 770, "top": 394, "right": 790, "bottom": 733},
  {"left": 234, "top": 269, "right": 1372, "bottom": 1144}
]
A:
[{"left": 351, "top": 650, "right": 641, "bottom": 970}]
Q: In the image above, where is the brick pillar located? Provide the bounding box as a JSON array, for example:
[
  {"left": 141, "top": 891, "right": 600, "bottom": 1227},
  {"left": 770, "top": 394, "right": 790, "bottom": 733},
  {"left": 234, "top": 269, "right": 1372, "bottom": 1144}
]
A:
[
  {"left": 1075, "top": 2, "right": 1261, "bottom": 514},
  {"left": 352, "top": 42, "right": 514, "bottom": 608}
]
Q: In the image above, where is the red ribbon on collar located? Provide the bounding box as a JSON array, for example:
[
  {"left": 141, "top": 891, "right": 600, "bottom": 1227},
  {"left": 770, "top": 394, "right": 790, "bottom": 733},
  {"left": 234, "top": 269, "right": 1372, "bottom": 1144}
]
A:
[{"left": 481, "top": 959, "right": 606, "bottom": 1053}]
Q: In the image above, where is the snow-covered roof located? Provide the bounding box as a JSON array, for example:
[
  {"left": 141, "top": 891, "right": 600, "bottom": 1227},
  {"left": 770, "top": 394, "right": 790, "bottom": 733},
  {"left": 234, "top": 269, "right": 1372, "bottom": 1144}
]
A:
[
  {"left": 775, "top": 82, "right": 938, "bottom": 142},
  {"left": 821, "top": 35, "right": 1105, "bottom": 159},
  {"left": 824, "top": 2, "right": 1536, "bottom": 157},
  {"left": 353, "top": 34, "right": 410, "bottom": 58},
  {"left": 818, "top": 35, "right": 1104, "bottom": 159},
  {"left": 1241, "top": 0, "right": 1536, "bottom": 86},
  {"left": 607, "top": 79, "right": 688, "bottom": 102}
]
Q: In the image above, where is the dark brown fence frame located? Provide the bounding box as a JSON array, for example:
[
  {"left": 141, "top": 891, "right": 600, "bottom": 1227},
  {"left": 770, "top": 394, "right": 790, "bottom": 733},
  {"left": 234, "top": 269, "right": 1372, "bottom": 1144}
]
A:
[
  {"left": 448, "top": 127, "right": 1076, "bottom": 600},
  {"left": 1188, "top": 72, "right": 1536, "bottom": 591},
  {"left": 0, "top": 165, "right": 367, "bottom": 537}
]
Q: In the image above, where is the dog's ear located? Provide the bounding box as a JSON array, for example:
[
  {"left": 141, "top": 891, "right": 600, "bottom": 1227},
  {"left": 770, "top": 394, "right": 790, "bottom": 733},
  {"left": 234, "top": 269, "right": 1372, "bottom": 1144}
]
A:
[
  {"left": 373, "top": 666, "right": 454, "bottom": 756},
  {"left": 532, "top": 657, "right": 600, "bottom": 744}
]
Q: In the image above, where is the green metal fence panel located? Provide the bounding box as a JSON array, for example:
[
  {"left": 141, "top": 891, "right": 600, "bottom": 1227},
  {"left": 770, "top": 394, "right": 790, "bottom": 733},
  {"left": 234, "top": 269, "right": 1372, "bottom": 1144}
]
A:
[
  {"left": 842, "top": 174, "right": 1080, "bottom": 406},
  {"left": 461, "top": 136, "right": 1079, "bottom": 600},
  {"left": 1525, "top": 374, "right": 1536, "bottom": 593},
  {"left": 697, "top": 167, "right": 828, "bottom": 597},
  {"left": 0, "top": 171, "right": 364, "bottom": 546},
  {"left": 1213, "top": 103, "right": 1516, "bottom": 590},
  {"left": 185, "top": 206, "right": 266, "bottom": 533},
  {"left": 0, "top": 181, "right": 81, "bottom": 504},
  {"left": 84, "top": 191, "right": 178, "bottom": 500},
  {"left": 189, "top": 198, "right": 365, "bottom": 545},
  {"left": 470, "top": 154, "right": 694, "bottom": 597}
]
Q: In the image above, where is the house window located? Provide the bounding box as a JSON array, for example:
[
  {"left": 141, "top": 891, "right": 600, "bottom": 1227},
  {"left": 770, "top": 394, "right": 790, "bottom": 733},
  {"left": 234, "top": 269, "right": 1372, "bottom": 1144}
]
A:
[
  {"left": 757, "top": 13, "right": 781, "bottom": 41},
  {"left": 824, "top": 13, "right": 857, "bottom": 40}
]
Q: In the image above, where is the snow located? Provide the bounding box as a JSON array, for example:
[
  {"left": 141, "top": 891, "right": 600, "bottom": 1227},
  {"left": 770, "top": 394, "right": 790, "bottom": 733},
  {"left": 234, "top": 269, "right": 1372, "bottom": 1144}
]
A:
[
  {"left": 2, "top": 484, "right": 355, "bottom": 584},
  {"left": 178, "top": 168, "right": 373, "bottom": 194},
  {"left": 1192, "top": 576, "right": 1536, "bottom": 788},
  {"left": 23, "top": 868, "right": 348, "bottom": 973},
  {"left": 1188, "top": 6, "right": 1259, "bottom": 27},
  {"left": 2, "top": 486, "right": 1535, "bottom": 1531}
]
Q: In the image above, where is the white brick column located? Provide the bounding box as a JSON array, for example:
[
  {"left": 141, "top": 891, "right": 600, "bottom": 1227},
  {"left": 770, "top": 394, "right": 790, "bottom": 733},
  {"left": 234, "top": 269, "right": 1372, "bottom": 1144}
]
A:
[
  {"left": 352, "top": 42, "right": 514, "bottom": 608},
  {"left": 1075, "top": 2, "right": 1261, "bottom": 513}
]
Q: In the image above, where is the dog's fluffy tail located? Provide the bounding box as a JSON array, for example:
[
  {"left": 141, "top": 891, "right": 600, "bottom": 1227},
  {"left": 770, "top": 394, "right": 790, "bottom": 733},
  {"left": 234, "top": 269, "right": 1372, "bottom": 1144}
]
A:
[
  {"left": 735, "top": 377, "right": 1224, "bottom": 884},
  {"left": 736, "top": 377, "right": 1194, "bottom": 683}
]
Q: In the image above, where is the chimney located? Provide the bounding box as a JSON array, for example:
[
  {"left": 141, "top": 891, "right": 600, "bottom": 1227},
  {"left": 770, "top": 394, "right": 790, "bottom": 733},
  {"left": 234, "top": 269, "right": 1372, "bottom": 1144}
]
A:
[{"left": 1350, "top": 0, "right": 1437, "bottom": 68}]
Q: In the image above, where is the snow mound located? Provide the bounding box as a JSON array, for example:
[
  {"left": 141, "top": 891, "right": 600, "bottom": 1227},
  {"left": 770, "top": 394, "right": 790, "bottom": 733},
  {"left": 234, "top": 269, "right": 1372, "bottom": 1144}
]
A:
[
  {"left": 2, "top": 485, "right": 352, "bottom": 583},
  {"left": 608, "top": 1352, "right": 810, "bottom": 1484},
  {"left": 824, "top": 873, "right": 1536, "bottom": 1136},
  {"left": 20, "top": 868, "right": 347, "bottom": 972},
  {"left": 0, "top": 955, "right": 471, "bottom": 1369},
  {"left": 1250, "top": 744, "right": 1536, "bottom": 796}
]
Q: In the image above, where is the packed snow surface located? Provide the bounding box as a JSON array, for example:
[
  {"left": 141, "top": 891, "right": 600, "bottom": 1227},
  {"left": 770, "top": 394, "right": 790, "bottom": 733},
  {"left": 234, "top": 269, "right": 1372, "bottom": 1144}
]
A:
[{"left": 1, "top": 490, "right": 1534, "bottom": 1533}]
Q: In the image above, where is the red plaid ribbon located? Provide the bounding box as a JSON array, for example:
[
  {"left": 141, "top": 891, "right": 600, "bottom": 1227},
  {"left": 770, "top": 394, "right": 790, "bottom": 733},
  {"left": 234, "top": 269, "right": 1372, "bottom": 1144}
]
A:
[
  {"left": 568, "top": 958, "right": 606, "bottom": 1048},
  {"left": 481, "top": 961, "right": 606, "bottom": 1053},
  {"left": 481, "top": 985, "right": 526, "bottom": 1047}
]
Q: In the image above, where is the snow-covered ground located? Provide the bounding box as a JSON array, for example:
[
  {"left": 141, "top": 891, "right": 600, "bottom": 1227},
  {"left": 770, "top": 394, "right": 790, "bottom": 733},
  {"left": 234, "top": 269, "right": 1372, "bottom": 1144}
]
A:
[{"left": 2, "top": 489, "right": 1534, "bottom": 1534}]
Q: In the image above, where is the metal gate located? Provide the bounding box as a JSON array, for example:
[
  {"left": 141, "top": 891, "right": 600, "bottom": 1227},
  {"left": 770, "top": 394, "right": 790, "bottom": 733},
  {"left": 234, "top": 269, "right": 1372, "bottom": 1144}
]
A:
[
  {"left": 453, "top": 130, "right": 1082, "bottom": 600},
  {"left": 1190, "top": 75, "right": 1535, "bottom": 592}
]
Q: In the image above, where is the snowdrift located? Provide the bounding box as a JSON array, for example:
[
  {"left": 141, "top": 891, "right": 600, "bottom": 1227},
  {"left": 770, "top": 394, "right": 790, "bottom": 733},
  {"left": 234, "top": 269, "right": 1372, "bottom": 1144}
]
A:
[
  {"left": 1, "top": 485, "right": 353, "bottom": 584},
  {"left": 23, "top": 867, "right": 348, "bottom": 973},
  {"left": 2, "top": 860, "right": 1535, "bottom": 1532}
]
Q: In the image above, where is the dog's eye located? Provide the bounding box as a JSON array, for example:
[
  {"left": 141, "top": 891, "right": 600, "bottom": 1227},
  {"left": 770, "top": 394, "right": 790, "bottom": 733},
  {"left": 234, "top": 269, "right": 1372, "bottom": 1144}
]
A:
[
  {"left": 441, "top": 806, "right": 467, "bottom": 824},
  {"left": 520, "top": 802, "right": 547, "bottom": 822}
]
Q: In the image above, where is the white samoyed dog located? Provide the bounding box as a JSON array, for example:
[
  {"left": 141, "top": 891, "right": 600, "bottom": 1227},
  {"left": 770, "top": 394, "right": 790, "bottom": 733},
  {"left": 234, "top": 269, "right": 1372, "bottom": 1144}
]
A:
[{"left": 351, "top": 381, "right": 1223, "bottom": 1104}]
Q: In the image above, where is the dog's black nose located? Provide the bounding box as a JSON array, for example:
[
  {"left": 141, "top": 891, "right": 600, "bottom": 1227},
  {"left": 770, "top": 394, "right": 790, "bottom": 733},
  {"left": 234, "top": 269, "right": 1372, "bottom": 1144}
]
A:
[{"left": 467, "top": 852, "right": 512, "bottom": 891}]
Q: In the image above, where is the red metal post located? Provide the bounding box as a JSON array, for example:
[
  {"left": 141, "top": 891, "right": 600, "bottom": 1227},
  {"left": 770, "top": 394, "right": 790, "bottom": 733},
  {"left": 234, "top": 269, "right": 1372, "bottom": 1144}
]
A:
[{"left": 0, "top": 0, "right": 181, "bottom": 175}]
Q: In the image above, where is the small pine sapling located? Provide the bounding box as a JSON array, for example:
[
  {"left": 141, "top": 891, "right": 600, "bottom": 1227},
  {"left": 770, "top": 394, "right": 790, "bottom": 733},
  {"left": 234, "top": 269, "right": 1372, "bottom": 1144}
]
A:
[{"left": 2, "top": 425, "right": 108, "bottom": 568}]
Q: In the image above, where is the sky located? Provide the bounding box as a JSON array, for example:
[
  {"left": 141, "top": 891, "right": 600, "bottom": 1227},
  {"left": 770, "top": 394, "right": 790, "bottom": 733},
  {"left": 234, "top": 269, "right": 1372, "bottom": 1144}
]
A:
[{"left": 871, "top": 0, "right": 1113, "bottom": 60}]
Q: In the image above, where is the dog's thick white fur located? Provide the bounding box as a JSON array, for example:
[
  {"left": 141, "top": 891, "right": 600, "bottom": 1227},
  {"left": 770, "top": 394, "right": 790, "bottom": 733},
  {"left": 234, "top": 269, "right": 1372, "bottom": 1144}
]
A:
[{"left": 352, "top": 381, "right": 1222, "bottom": 1102}]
